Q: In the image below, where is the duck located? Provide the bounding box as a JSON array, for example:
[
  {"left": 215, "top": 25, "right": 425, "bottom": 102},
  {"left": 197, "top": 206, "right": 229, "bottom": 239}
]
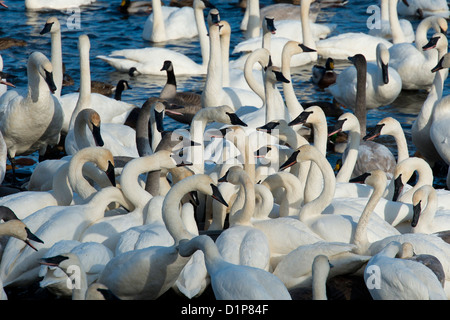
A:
[
  {"left": 142, "top": 0, "right": 214, "bottom": 42},
  {"left": 177, "top": 234, "right": 292, "bottom": 299},
  {"left": 312, "top": 57, "right": 337, "bottom": 89},
  {"left": 97, "top": 174, "right": 228, "bottom": 300},
  {"left": 25, "top": 0, "right": 96, "bottom": 10},
  {"left": 119, "top": 0, "right": 152, "bottom": 14},
  {"left": 363, "top": 241, "right": 447, "bottom": 300},
  {"left": 61, "top": 35, "right": 135, "bottom": 136},
  {"left": 87, "top": 79, "right": 132, "bottom": 100},
  {"left": 411, "top": 46, "right": 449, "bottom": 168},
  {"left": 0, "top": 51, "right": 64, "bottom": 182},
  {"left": 388, "top": 16, "right": 448, "bottom": 90},
  {"left": 327, "top": 44, "right": 402, "bottom": 110}
]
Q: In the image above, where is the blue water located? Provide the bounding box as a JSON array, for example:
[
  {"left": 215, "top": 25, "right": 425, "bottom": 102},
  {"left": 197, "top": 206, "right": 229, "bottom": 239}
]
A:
[{"left": 0, "top": 0, "right": 447, "bottom": 187}]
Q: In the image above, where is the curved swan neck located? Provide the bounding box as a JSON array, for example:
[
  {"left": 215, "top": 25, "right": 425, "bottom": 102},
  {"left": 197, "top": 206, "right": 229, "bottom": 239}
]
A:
[
  {"left": 282, "top": 42, "right": 304, "bottom": 118},
  {"left": 389, "top": 0, "right": 406, "bottom": 44},
  {"left": 229, "top": 170, "right": 256, "bottom": 226},
  {"left": 244, "top": 48, "right": 269, "bottom": 102},
  {"left": 299, "top": 146, "right": 336, "bottom": 222},
  {"left": 51, "top": 162, "right": 74, "bottom": 206},
  {"left": 86, "top": 186, "right": 133, "bottom": 218},
  {"left": 336, "top": 128, "right": 360, "bottom": 183},
  {"left": 415, "top": 17, "right": 437, "bottom": 50},
  {"left": 352, "top": 174, "right": 386, "bottom": 255}
]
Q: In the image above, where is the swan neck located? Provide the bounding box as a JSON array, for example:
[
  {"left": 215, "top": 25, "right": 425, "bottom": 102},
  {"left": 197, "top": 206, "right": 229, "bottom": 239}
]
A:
[
  {"left": 389, "top": 0, "right": 406, "bottom": 43},
  {"left": 336, "top": 130, "right": 360, "bottom": 183},
  {"left": 151, "top": 0, "right": 166, "bottom": 42},
  {"left": 282, "top": 46, "right": 303, "bottom": 118},
  {"left": 300, "top": 0, "right": 316, "bottom": 50},
  {"left": 50, "top": 29, "right": 63, "bottom": 97},
  {"left": 194, "top": 3, "right": 209, "bottom": 66},
  {"left": 230, "top": 173, "right": 256, "bottom": 226}
]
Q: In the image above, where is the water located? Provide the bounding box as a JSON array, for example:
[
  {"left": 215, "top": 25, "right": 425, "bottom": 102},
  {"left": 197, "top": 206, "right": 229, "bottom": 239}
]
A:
[{"left": 0, "top": 0, "right": 448, "bottom": 300}]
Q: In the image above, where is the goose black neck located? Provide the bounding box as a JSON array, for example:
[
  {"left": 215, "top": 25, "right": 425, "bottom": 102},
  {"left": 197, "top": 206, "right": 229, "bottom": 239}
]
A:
[{"left": 166, "top": 68, "right": 176, "bottom": 87}]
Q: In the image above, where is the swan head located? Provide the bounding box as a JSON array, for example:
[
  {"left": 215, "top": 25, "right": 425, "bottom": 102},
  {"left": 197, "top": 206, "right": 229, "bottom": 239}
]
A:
[
  {"left": 279, "top": 148, "right": 300, "bottom": 171},
  {"left": 363, "top": 117, "right": 399, "bottom": 141},
  {"left": 422, "top": 33, "right": 447, "bottom": 52},
  {"left": 217, "top": 165, "right": 245, "bottom": 185},
  {"left": 264, "top": 16, "right": 276, "bottom": 35},
  {"left": 39, "top": 253, "right": 80, "bottom": 274},
  {"left": 79, "top": 109, "right": 104, "bottom": 147},
  {"left": 257, "top": 121, "right": 280, "bottom": 133},
  {"left": 1, "top": 219, "right": 44, "bottom": 251},
  {"left": 376, "top": 43, "right": 390, "bottom": 84},
  {"left": 78, "top": 34, "right": 90, "bottom": 53},
  {"left": 289, "top": 105, "right": 324, "bottom": 127},
  {"left": 40, "top": 16, "right": 60, "bottom": 35},
  {"left": 363, "top": 169, "right": 387, "bottom": 190},
  {"left": 266, "top": 65, "right": 290, "bottom": 84},
  {"left": 207, "top": 8, "right": 220, "bottom": 27},
  {"left": 329, "top": 112, "right": 360, "bottom": 136},
  {"left": 29, "top": 52, "right": 57, "bottom": 93},
  {"left": 196, "top": 0, "right": 216, "bottom": 10},
  {"left": 432, "top": 52, "right": 450, "bottom": 73},
  {"left": 411, "top": 185, "right": 435, "bottom": 228}
]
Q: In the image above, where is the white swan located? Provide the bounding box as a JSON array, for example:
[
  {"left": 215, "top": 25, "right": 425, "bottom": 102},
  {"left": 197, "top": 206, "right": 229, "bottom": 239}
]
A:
[
  {"left": 327, "top": 43, "right": 402, "bottom": 110},
  {"left": 397, "top": 0, "right": 450, "bottom": 18},
  {"left": 273, "top": 241, "right": 369, "bottom": 291},
  {"left": 98, "top": 174, "right": 228, "bottom": 300},
  {"left": 388, "top": 16, "right": 448, "bottom": 90},
  {"left": 38, "top": 241, "right": 113, "bottom": 299},
  {"left": 411, "top": 47, "right": 449, "bottom": 168},
  {"left": 142, "top": 0, "right": 213, "bottom": 42},
  {"left": 39, "top": 17, "right": 63, "bottom": 98},
  {"left": 363, "top": 241, "right": 447, "bottom": 300},
  {"left": 177, "top": 234, "right": 292, "bottom": 299},
  {"left": 0, "top": 51, "right": 63, "bottom": 170},
  {"left": 280, "top": 146, "right": 401, "bottom": 243},
  {"left": 411, "top": 185, "right": 450, "bottom": 234},
  {"left": 201, "top": 22, "right": 263, "bottom": 110},
  {"left": 363, "top": 116, "right": 410, "bottom": 165},
  {"left": 101, "top": 0, "right": 212, "bottom": 76},
  {"left": 368, "top": 0, "right": 414, "bottom": 44},
  {"left": 61, "top": 35, "right": 135, "bottom": 135},
  {"left": 215, "top": 166, "right": 271, "bottom": 271},
  {"left": 25, "top": 0, "right": 96, "bottom": 10}
]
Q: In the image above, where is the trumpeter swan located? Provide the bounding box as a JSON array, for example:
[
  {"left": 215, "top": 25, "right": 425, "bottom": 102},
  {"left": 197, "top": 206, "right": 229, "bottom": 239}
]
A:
[
  {"left": 98, "top": 174, "right": 228, "bottom": 300},
  {"left": 388, "top": 16, "right": 448, "bottom": 90},
  {"left": 61, "top": 35, "right": 135, "bottom": 135},
  {"left": 411, "top": 47, "right": 449, "bottom": 168},
  {"left": 215, "top": 166, "right": 271, "bottom": 271},
  {"left": 25, "top": 0, "right": 96, "bottom": 10},
  {"left": 368, "top": 0, "right": 414, "bottom": 44},
  {"left": 38, "top": 241, "right": 113, "bottom": 299},
  {"left": 0, "top": 186, "right": 132, "bottom": 288},
  {"left": 397, "top": 0, "right": 450, "bottom": 18},
  {"left": 327, "top": 43, "right": 402, "bottom": 110},
  {"left": 363, "top": 241, "right": 447, "bottom": 300},
  {"left": 142, "top": 0, "right": 214, "bottom": 42},
  {"left": 177, "top": 234, "right": 292, "bottom": 299},
  {"left": 0, "top": 51, "right": 63, "bottom": 175},
  {"left": 410, "top": 185, "right": 450, "bottom": 234}
]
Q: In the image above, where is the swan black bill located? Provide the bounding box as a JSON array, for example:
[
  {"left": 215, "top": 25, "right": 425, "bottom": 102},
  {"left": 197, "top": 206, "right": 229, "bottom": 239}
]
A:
[
  {"left": 411, "top": 200, "right": 422, "bottom": 228},
  {"left": 392, "top": 174, "right": 404, "bottom": 202},
  {"left": 40, "top": 22, "right": 54, "bottom": 35},
  {"left": 363, "top": 123, "right": 384, "bottom": 141},
  {"left": 24, "top": 227, "right": 44, "bottom": 251},
  {"left": 256, "top": 121, "right": 279, "bottom": 133},
  {"left": 218, "top": 170, "right": 229, "bottom": 183},
  {"left": 328, "top": 118, "right": 346, "bottom": 137},
  {"left": 265, "top": 16, "right": 276, "bottom": 34},
  {"left": 422, "top": 36, "right": 440, "bottom": 51},
  {"left": 299, "top": 44, "right": 316, "bottom": 53},
  {"left": 431, "top": 56, "right": 445, "bottom": 73},
  {"left": 210, "top": 184, "right": 228, "bottom": 207},
  {"left": 274, "top": 70, "right": 290, "bottom": 83},
  {"left": 288, "top": 110, "right": 312, "bottom": 126},
  {"left": 44, "top": 70, "right": 57, "bottom": 94},
  {"left": 154, "top": 109, "right": 165, "bottom": 133},
  {"left": 382, "top": 63, "right": 389, "bottom": 84},
  {"left": 349, "top": 172, "right": 371, "bottom": 183},
  {"left": 279, "top": 150, "right": 300, "bottom": 171},
  {"left": 105, "top": 161, "right": 116, "bottom": 187},
  {"left": 92, "top": 124, "right": 104, "bottom": 147},
  {"left": 226, "top": 112, "right": 247, "bottom": 127},
  {"left": 39, "top": 255, "right": 69, "bottom": 267}
]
